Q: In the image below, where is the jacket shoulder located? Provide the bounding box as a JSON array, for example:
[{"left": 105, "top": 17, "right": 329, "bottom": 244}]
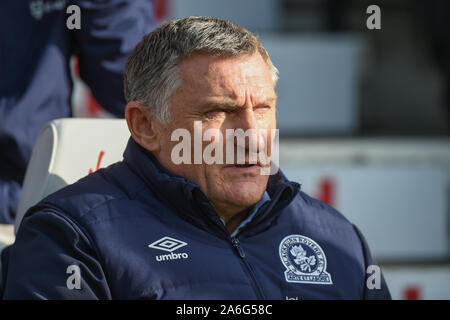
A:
[
  {"left": 26, "top": 161, "right": 146, "bottom": 225},
  {"left": 293, "top": 190, "right": 355, "bottom": 231}
]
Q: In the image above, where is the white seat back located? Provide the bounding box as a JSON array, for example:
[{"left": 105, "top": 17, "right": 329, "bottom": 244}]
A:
[{"left": 14, "top": 118, "right": 130, "bottom": 233}]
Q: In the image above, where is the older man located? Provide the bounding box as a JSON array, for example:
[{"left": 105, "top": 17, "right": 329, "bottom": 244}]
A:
[{"left": 2, "top": 17, "right": 390, "bottom": 299}]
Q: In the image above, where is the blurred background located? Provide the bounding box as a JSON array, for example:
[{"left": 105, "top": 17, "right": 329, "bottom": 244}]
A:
[{"left": 72, "top": 0, "right": 450, "bottom": 299}]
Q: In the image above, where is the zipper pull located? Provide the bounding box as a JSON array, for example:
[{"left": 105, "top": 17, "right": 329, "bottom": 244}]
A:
[{"left": 232, "top": 238, "right": 246, "bottom": 258}]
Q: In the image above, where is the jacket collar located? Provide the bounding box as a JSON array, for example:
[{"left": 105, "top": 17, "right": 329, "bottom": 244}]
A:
[{"left": 122, "top": 137, "right": 300, "bottom": 237}]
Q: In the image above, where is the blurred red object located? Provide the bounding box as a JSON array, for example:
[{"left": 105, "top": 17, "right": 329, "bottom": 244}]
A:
[
  {"left": 89, "top": 151, "right": 105, "bottom": 174},
  {"left": 403, "top": 286, "right": 421, "bottom": 300},
  {"left": 153, "top": 0, "right": 167, "bottom": 22},
  {"left": 316, "top": 177, "right": 335, "bottom": 206}
]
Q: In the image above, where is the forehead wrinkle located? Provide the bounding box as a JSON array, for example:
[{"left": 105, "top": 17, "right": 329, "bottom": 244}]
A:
[
  {"left": 177, "top": 52, "right": 275, "bottom": 112},
  {"left": 206, "top": 75, "right": 274, "bottom": 109},
  {"left": 204, "top": 55, "right": 272, "bottom": 97}
]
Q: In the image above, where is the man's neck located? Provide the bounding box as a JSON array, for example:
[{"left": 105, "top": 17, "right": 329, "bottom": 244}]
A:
[
  {"left": 223, "top": 208, "right": 252, "bottom": 234},
  {"left": 211, "top": 201, "right": 252, "bottom": 234}
]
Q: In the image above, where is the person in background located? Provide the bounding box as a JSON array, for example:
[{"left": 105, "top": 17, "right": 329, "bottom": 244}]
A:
[{"left": 0, "top": 0, "right": 155, "bottom": 224}]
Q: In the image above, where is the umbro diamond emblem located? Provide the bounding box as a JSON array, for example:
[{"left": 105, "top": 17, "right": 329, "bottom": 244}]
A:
[{"left": 148, "top": 236, "right": 189, "bottom": 262}]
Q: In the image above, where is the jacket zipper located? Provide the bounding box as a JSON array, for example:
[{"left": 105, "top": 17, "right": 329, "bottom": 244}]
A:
[
  {"left": 193, "top": 182, "right": 299, "bottom": 299},
  {"left": 225, "top": 184, "right": 299, "bottom": 300},
  {"left": 231, "top": 237, "right": 266, "bottom": 300}
]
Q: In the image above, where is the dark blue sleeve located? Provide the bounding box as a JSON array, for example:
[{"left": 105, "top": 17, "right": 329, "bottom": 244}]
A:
[
  {"left": 0, "top": 179, "right": 21, "bottom": 224},
  {"left": 2, "top": 209, "right": 111, "bottom": 299},
  {"left": 352, "top": 225, "right": 392, "bottom": 300},
  {"left": 72, "top": 0, "right": 154, "bottom": 117}
]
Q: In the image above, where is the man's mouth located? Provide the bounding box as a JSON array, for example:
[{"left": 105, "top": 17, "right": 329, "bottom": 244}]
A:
[
  {"left": 223, "top": 163, "right": 262, "bottom": 175},
  {"left": 234, "top": 164, "right": 256, "bottom": 168}
]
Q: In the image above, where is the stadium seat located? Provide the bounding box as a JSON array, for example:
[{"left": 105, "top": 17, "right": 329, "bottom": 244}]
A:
[
  {"left": 0, "top": 118, "right": 130, "bottom": 294},
  {"left": 13, "top": 118, "right": 130, "bottom": 234}
]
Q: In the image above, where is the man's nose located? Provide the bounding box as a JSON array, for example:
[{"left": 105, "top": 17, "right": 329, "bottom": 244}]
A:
[
  {"left": 234, "top": 108, "right": 264, "bottom": 152},
  {"left": 237, "top": 107, "right": 257, "bottom": 131}
]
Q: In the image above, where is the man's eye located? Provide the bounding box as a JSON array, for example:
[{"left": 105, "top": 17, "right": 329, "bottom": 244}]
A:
[
  {"left": 204, "top": 109, "right": 227, "bottom": 119},
  {"left": 206, "top": 109, "right": 227, "bottom": 116},
  {"left": 255, "top": 105, "right": 270, "bottom": 111}
]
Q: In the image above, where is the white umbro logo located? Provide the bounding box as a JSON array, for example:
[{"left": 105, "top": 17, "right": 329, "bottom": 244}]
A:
[
  {"left": 148, "top": 236, "right": 187, "bottom": 252},
  {"left": 148, "top": 236, "right": 189, "bottom": 262}
]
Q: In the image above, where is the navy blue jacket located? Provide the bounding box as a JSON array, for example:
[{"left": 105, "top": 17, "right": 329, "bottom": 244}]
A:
[
  {"left": 0, "top": 0, "right": 154, "bottom": 223},
  {"left": 2, "top": 138, "right": 391, "bottom": 299}
]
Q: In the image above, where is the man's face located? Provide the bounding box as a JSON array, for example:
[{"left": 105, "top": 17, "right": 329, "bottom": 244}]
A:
[{"left": 154, "top": 51, "right": 277, "bottom": 216}]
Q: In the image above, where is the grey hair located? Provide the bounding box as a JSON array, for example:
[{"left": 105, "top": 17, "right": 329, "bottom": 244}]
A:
[{"left": 124, "top": 16, "right": 279, "bottom": 123}]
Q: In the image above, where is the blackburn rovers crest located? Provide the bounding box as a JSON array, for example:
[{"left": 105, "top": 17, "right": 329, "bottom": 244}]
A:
[{"left": 279, "top": 234, "right": 332, "bottom": 285}]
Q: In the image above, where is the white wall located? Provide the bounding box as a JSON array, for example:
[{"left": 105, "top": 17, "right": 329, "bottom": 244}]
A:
[{"left": 382, "top": 266, "right": 450, "bottom": 300}]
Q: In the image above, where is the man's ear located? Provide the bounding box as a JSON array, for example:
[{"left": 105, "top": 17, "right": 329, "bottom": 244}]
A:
[{"left": 125, "top": 101, "right": 161, "bottom": 153}]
